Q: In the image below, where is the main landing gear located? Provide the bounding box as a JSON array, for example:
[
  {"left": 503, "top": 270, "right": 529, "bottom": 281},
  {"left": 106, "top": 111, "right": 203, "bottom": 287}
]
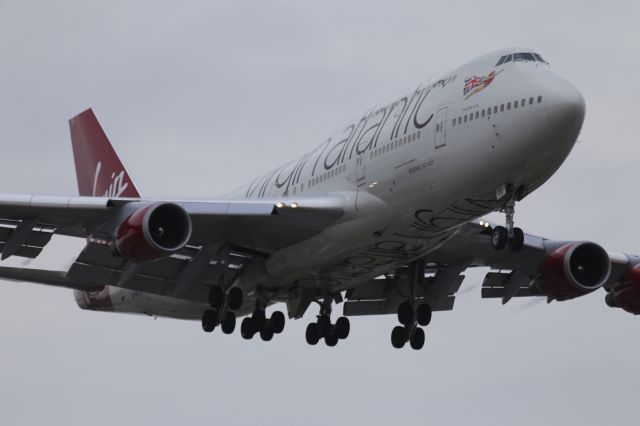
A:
[
  {"left": 390, "top": 260, "right": 432, "bottom": 350},
  {"left": 491, "top": 192, "right": 524, "bottom": 252},
  {"left": 201, "top": 285, "right": 244, "bottom": 334},
  {"left": 305, "top": 297, "right": 350, "bottom": 347},
  {"left": 240, "top": 308, "right": 286, "bottom": 341}
]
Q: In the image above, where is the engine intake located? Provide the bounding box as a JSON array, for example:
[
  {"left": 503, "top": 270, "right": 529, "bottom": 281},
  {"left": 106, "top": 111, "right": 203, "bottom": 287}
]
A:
[
  {"left": 115, "top": 203, "right": 192, "bottom": 262},
  {"left": 605, "top": 264, "right": 640, "bottom": 314},
  {"left": 534, "top": 242, "right": 611, "bottom": 301}
]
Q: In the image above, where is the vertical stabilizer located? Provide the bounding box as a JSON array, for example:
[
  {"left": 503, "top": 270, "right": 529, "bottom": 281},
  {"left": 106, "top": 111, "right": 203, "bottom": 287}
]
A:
[{"left": 69, "top": 109, "right": 141, "bottom": 198}]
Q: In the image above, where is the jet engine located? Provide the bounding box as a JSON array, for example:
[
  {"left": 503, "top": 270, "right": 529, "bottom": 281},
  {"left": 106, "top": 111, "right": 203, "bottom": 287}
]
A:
[
  {"left": 534, "top": 242, "right": 611, "bottom": 300},
  {"left": 114, "top": 203, "right": 192, "bottom": 262},
  {"left": 605, "top": 264, "right": 640, "bottom": 314}
]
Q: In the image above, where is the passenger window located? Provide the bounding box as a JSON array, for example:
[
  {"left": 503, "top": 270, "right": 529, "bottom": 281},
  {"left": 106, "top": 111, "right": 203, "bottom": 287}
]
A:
[
  {"left": 481, "top": 110, "right": 485, "bottom": 118},
  {"left": 514, "top": 100, "right": 518, "bottom": 109},
  {"left": 494, "top": 106, "right": 498, "bottom": 114},
  {"left": 507, "top": 102, "right": 511, "bottom": 110},
  {"left": 417, "top": 131, "right": 420, "bottom": 138},
  {"left": 475, "top": 111, "right": 479, "bottom": 119},
  {"left": 500, "top": 104, "right": 504, "bottom": 112},
  {"left": 529, "top": 97, "right": 534, "bottom": 105},
  {"left": 469, "top": 114, "right": 473, "bottom": 121},
  {"left": 521, "top": 99, "right": 526, "bottom": 107},
  {"left": 487, "top": 108, "right": 491, "bottom": 116},
  {"left": 537, "top": 95, "right": 543, "bottom": 103},
  {"left": 464, "top": 115, "right": 468, "bottom": 122}
]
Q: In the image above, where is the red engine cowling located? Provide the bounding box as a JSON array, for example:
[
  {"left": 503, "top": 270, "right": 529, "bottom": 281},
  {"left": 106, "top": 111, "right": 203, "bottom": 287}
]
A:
[
  {"left": 534, "top": 242, "right": 611, "bottom": 301},
  {"left": 605, "top": 264, "right": 640, "bottom": 314},
  {"left": 114, "top": 203, "right": 192, "bottom": 262}
]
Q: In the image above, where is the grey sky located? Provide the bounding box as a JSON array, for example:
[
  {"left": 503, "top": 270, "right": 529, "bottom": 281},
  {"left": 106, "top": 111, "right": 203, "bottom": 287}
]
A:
[{"left": 1, "top": 1, "right": 639, "bottom": 425}]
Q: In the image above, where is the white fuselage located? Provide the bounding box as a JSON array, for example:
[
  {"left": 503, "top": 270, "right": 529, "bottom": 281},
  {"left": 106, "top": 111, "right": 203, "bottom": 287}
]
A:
[{"left": 76, "top": 47, "right": 586, "bottom": 319}]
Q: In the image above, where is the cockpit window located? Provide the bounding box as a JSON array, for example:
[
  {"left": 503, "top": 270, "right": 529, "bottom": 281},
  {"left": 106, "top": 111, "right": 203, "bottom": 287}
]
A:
[
  {"left": 533, "top": 53, "right": 548, "bottom": 63},
  {"left": 513, "top": 52, "right": 535, "bottom": 62},
  {"left": 496, "top": 52, "right": 548, "bottom": 66}
]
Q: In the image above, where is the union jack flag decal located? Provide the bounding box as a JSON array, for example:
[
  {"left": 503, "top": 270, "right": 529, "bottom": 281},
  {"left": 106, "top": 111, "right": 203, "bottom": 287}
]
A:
[{"left": 463, "top": 70, "right": 499, "bottom": 99}]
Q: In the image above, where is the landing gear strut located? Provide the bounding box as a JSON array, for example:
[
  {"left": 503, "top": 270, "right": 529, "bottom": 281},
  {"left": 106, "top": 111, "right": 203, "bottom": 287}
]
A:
[
  {"left": 305, "top": 296, "right": 350, "bottom": 347},
  {"left": 491, "top": 189, "right": 524, "bottom": 252}
]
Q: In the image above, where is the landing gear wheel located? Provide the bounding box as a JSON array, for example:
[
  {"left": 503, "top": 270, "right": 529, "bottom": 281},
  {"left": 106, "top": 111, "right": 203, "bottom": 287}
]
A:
[
  {"left": 305, "top": 323, "right": 320, "bottom": 345},
  {"left": 508, "top": 227, "right": 524, "bottom": 251},
  {"left": 241, "top": 317, "right": 255, "bottom": 340},
  {"left": 416, "top": 304, "right": 432, "bottom": 326},
  {"left": 227, "top": 287, "right": 243, "bottom": 310},
  {"left": 410, "top": 327, "right": 425, "bottom": 350},
  {"left": 491, "top": 226, "right": 508, "bottom": 250},
  {"left": 221, "top": 311, "right": 236, "bottom": 334},
  {"left": 208, "top": 286, "right": 224, "bottom": 308},
  {"left": 325, "top": 330, "right": 339, "bottom": 347},
  {"left": 335, "top": 317, "right": 350, "bottom": 340},
  {"left": 391, "top": 326, "right": 408, "bottom": 349},
  {"left": 316, "top": 315, "right": 331, "bottom": 338},
  {"left": 397, "top": 301, "right": 414, "bottom": 326},
  {"left": 270, "top": 311, "right": 286, "bottom": 334},
  {"left": 260, "top": 328, "right": 274, "bottom": 342},
  {"left": 201, "top": 309, "right": 218, "bottom": 333}
]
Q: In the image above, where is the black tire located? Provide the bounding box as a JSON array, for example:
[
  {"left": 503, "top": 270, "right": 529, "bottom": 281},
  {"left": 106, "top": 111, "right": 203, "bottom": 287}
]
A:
[
  {"left": 201, "top": 309, "right": 218, "bottom": 333},
  {"left": 270, "top": 311, "right": 286, "bottom": 334},
  {"left": 491, "top": 226, "right": 508, "bottom": 250},
  {"left": 305, "top": 323, "right": 320, "bottom": 345},
  {"left": 260, "top": 328, "right": 274, "bottom": 342},
  {"left": 221, "top": 311, "right": 236, "bottom": 334},
  {"left": 391, "top": 326, "right": 407, "bottom": 349},
  {"left": 325, "top": 331, "right": 339, "bottom": 347},
  {"left": 335, "top": 317, "right": 350, "bottom": 340},
  {"left": 397, "top": 301, "right": 414, "bottom": 326},
  {"left": 316, "top": 315, "right": 331, "bottom": 338},
  {"left": 416, "top": 304, "right": 432, "bottom": 326},
  {"left": 509, "top": 227, "right": 525, "bottom": 251},
  {"left": 240, "top": 317, "right": 255, "bottom": 340},
  {"left": 227, "top": 287, "right": 243, "bottom": 310},
  {"left": 410, "top": 327, "right": 425, "bottom": 350},
  {"left": 252, "top": 309, "right": 267, "bottom": 331},
  {"left": 208, "top": 286, "right": 224, "bottom": 308}
]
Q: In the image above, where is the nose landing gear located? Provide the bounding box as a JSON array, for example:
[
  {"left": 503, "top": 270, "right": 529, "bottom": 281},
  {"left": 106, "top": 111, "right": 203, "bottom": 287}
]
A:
[{"left": 491, "top": 190, "right": 525, "bottom": 252}]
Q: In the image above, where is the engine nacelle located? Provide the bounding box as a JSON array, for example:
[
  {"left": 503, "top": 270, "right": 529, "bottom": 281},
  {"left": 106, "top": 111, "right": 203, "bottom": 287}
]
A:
[
  {"left": 605, "top": 264, "right": 640, "bottom": 314},
  {"left": 114, "top": 203, "right": 192, "bottom": 262},
  {"left": 534, "top": 242, "right": 611, "bottom": 301}
]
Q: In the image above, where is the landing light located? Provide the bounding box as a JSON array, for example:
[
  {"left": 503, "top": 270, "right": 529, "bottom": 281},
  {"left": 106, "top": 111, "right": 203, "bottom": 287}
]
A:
[
  {"left": 290, "top": 202, "right": 299, "bottom": 208},
  {"left": 276, "top": 202, "right": 285, "bottom": 208}
]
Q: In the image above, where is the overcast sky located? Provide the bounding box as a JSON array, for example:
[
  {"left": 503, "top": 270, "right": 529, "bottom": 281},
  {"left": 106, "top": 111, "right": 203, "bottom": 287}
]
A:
[{"left": 1, "top": 1, "right": 639, "bottom": 425}]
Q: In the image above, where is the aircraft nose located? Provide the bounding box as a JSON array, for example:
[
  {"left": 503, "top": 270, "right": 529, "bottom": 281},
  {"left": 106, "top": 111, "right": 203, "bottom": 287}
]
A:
[{"left": 544, "top": 80, "right": 586, "bottom": 130}]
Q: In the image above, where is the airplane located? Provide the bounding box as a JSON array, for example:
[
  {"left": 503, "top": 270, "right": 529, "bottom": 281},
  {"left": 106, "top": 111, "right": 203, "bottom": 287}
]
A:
[{"left": 0, "top": 47, "right": 638, "bottom": 351}]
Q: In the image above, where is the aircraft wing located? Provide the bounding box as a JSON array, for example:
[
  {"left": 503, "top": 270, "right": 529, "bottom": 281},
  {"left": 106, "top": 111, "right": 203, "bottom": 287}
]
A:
[
  {"left": 0, "top": 193, "right": 346, "bottom": 303},
  {"left": 343, "top": 221, "right": 637, "bottom": 317}
]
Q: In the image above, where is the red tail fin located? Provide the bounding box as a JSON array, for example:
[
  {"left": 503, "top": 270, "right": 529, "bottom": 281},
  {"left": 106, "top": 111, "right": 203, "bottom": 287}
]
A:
[{"left": 69, "top": 109, "right": 141, "bottom": 198}]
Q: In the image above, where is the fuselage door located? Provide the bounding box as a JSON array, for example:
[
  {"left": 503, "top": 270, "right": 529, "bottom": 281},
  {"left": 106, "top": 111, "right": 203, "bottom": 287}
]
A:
[{"left": 434, "top": 107, "right": 448, "bottom": 149}]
